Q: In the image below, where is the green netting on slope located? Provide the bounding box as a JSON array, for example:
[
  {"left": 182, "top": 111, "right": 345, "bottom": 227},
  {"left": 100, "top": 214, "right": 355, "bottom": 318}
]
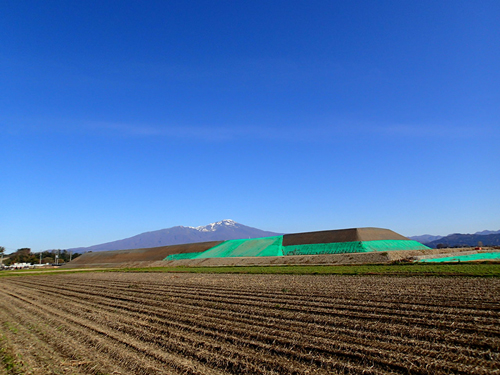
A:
[
  {"left": 165, "top": 252, "right": 204, "bottom": 261},
  {"left": 283, "top": 240, "right": 430, "bottom": 256},
  {"left": 163, "top": 237, "right": 429, "bottom": 260},
  {"left": 420, "top": 252, "right": 500, "bottom": 263},
  {"left": 283, "top": 241, "right": 364, "bottom": 255},
  {"left": 362, "top": 240, "right": 430, "bottom": 252},
  {"left": 194, "top": 236, "right": 284, "bottom": 258}
]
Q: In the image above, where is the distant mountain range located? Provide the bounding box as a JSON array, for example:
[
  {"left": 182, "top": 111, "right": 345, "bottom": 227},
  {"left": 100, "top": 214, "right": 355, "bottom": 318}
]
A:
[
  {"left": 410, "top": 230, "right": 500, "bottom": 248},
  {"left": 69, "top": 220, "right": 282, "bottom": 252},
  {"left": 67, "top": 221, "right": 500, "bottom": 253},
  {"left": 408, "top": 234, "right": 444, "bottom": 244}
]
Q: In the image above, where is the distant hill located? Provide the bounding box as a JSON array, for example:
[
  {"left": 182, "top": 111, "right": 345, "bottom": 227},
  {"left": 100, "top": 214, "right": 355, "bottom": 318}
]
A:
[
  {"left": 408, "top": 234, "right": 444, "bottom": 243},
  {"left": 474, "top": 230, "right": 500, "bottom": 236},
  {"left": 69, "top": 220, "right": 283, "bottom": 252},
  {"left": 424, "top": 232, "right": 500, "bottom": 248}
]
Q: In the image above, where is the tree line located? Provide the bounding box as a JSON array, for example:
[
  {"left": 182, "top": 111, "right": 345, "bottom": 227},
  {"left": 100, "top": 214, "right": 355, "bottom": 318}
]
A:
[{"left": 0, "top": 247, "right": 81, "bottom": 266}]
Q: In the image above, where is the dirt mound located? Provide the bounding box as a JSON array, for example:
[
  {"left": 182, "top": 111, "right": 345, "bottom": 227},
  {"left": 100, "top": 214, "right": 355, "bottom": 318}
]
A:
[
  {"left": 153, "top": 248, "right": 464, "bottom": 268},
  {"left": 156, "top": 251, "right": 391, "bottom": 267},
  {"left": 65, "top": 241, "right": 222, "bottom": 268},
  {"left": 283, "top": 227, "right": 408, "bottom": 246},
  {"left": 64, "top": 227, "right": 426, "bottom": 269}
]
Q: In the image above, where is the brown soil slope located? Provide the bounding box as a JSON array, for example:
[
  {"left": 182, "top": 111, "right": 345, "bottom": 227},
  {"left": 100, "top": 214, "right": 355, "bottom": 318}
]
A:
[
  {"left": 283, "top": 227, "right": 408, "bottom": 246},
  {"left": 65, "top": 241, "right": 222, "bottom": 268}
]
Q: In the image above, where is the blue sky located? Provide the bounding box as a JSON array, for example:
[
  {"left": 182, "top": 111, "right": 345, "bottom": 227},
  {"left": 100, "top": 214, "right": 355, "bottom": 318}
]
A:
[{"left": 1, "top": 1, "right": 499, "bottom": 251}]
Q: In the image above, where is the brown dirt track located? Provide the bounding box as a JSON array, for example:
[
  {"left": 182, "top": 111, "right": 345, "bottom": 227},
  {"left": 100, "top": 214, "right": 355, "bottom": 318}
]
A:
[{"left": 0, "top": 273, "right": 499, "bottom": 374}]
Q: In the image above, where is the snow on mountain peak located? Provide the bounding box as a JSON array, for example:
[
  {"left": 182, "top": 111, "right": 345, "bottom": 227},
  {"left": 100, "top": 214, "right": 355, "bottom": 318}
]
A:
[
  {"left": 189, "top": 219, "right": 237, "bottom": 232},
  {"left": 218, "top": 219, "right": 236, "bottom": 226}
]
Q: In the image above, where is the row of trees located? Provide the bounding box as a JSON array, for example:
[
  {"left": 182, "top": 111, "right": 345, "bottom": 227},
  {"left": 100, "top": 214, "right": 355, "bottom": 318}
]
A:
[{"left": 0, "top": 247, "right": 81, "bottom": 266}]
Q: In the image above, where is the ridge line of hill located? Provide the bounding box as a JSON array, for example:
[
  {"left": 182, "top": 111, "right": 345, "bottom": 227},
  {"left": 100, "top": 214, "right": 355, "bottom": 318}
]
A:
[{"left": 68, "top": 220, "right": 283, "bottom": 252}]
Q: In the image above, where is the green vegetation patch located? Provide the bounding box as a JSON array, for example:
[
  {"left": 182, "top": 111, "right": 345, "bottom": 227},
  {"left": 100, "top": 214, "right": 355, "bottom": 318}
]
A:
[
  {"left": 121, "top": 263, "right": 500, "bottom": 277},
  {"left": 0, "top": 334, "right": 24, "bottom": 374},
  {"left": 2, "top": 263, "right": 499, "bottom": 278},
  {"left": 0, "top": 268, "right": 108, "bottom": 278}
]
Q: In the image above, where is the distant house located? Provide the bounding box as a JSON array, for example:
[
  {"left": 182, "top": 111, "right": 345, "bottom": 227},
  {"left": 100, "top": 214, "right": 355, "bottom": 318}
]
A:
[{"left": 9, "top": 262, "right": 32, "bottom": 269}]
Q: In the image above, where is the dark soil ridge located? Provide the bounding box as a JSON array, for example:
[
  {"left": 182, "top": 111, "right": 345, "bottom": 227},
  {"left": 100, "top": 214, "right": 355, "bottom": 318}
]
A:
[
  {"left": 65, "top": 241, "right": 222, "bottom": 268},
  {"left": 282, "top": 227, "right": 408, "bottom": 246}
]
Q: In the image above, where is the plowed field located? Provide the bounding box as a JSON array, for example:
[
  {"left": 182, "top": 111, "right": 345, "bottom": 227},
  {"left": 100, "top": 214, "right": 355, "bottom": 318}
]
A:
[{"left": 0, "top": 273, "right": 498, "bottom": 374}]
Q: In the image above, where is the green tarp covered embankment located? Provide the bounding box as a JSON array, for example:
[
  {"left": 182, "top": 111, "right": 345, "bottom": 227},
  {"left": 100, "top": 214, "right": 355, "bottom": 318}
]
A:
[
  {"left": 283, "top": 241, "right": 364, "bottom": 255},
  {"left": 193, "top": 236, "right": 284, "bottom": 258},
  {"left": 362, "top": 240, "right": 430, "bottom": 252},
  {"left": 283, "top": 240, "right": 429, "bottom": 256},
  {"left": 164, "top": 238, "right": 429, "bottom": 260},
  {"left": 162, "top": 228, "right": 431, "bottom": 261},
  {"left": 165, "top": 252, "right": 204, "bottom": 261},
  {"left": 420, "top": 252, "right": 500, "bottom": 263}
]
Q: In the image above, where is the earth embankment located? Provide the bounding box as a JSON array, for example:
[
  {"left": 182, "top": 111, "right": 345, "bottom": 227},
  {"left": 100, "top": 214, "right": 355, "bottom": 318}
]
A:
[{"left": 65, "top": 241, "right": 222, "bottom": 268}]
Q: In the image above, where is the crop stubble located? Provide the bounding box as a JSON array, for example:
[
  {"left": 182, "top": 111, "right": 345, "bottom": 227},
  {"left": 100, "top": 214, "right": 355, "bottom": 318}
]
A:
[{"left": 0, "top": 273, "right": 498, "bottom": 374}]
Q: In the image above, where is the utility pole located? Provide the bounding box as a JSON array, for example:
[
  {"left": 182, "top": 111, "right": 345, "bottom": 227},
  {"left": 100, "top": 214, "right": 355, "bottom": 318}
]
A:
[
  {"left": 39, "top": 252, "right": 42, "bottom": 265},
  {"left": 0, "top": 246, "right": 5, "bottom": 268}
]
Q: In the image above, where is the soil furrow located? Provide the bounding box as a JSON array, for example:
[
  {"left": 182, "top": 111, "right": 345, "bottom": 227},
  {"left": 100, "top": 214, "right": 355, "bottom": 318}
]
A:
[{"left": 1, "top": 273, "right": 498, "bottom": 375}]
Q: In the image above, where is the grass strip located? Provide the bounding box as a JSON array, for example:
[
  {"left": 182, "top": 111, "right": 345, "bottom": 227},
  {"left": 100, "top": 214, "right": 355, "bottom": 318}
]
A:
[
  {"left": 0, "top": 335, "right": 24, "bottom": 375},
  {"left": 0, "top": 263, "right": 499, "bottom": 278},
  {"left": 0, "top": 269, "right": 108, "bottom": 278},
  {"left": 120, "top": 263, "right": 500, "bottom": 277}
]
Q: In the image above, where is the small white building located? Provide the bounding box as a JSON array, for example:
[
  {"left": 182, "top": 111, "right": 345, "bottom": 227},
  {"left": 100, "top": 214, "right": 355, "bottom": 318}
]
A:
[{"left": 9, "top": 263, "right": 32, "bottom": 269}]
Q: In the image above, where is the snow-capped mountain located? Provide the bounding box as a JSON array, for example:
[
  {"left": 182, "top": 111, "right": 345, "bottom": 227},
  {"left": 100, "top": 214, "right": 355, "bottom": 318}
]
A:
[
  {"left": 189, "top": 219, "right": 238, "bottom": 232},
  {"left": 68, "top": 220, "right": 282, "bottom": 252}
]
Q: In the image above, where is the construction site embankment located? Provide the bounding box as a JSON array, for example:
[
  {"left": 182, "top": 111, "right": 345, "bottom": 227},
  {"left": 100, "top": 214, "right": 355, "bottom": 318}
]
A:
[
  {"left": 64, "top": 247, "right": 470, "bottom": 269},
  {"left": 64, "top": 241, "right": 222, "bottom": 268}
]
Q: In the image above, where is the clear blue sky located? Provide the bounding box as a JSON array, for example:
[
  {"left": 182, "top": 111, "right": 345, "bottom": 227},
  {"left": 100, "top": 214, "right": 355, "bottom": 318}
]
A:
[{"left": 1, "top": 1, "right": 499, "bottom": 251}]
